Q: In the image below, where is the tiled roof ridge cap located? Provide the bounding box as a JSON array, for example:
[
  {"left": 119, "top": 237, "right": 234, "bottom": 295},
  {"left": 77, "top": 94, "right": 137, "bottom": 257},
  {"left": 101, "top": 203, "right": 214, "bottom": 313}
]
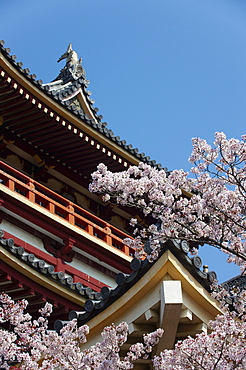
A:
[
  {"left": 0, "top": 40, "right": 164, "bottom": 170},
  {"left": 0, "top": 229, "right": 101, "bottom": 300}
]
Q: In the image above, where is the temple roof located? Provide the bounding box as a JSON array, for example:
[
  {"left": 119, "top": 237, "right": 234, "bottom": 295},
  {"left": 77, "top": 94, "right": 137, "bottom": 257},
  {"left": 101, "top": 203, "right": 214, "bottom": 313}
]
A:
[
  {"left": 0, "top": 230, "right": 101, "bottom": 300},
  {"left": 43, "top": 44, "right": 100, "bottom": 123},
  {"left": 56, "top": 239, "right": 217, "bottom": 330},
  {"left": 0, "top": 40, "right": 164, "bottom": 171},
  {"left": 223, "top": 274, "right": 246, "bottom": 293},
  {"left": 0, "top": 229, "right": 108, "bottom": 326}
]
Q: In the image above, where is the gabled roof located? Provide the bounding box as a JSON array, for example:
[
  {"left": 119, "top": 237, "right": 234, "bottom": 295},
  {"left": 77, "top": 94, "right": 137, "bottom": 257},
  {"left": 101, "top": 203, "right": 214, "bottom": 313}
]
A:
[
  {"left": 0, "top": 40, "right": 164, "bottom": 175},
  {"left": 43, "top": 43, "right": 102, "bottom": 124},
  {"left": 68, "top": 247, "right": 222, "bottom": 364},
  {"left": 56, "top": 239, "right": 217, "bottom": 330}
]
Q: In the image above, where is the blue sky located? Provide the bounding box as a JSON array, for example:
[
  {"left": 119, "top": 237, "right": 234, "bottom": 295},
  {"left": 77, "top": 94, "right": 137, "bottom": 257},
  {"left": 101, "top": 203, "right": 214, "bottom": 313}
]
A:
[{"left": 1, "top": 0, "right": 246, "bottom": 281}]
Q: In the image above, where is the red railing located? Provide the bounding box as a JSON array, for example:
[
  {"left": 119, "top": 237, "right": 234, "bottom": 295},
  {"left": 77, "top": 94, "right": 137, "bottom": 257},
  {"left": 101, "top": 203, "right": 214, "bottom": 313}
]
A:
[{"left": 0, "top": 161, "right": 134, "bottom": 257}]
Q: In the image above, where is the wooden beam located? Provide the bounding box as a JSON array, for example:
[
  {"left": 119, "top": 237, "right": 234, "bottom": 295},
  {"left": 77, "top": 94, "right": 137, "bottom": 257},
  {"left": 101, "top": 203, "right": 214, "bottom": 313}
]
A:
[
  {"left": 4, "top": 111, "right": 45, "bottom": 127},
  {"left": 14, "top": 117, "right": 54, "bottom": 135},
  {"left": 31, "top": 129, "right": 70, "bottom": 145},
  {"left": 0, "top": 91, "right": 20, "bottom": 105},
  {"left": 128, "top": 322, "right": 156, "bottom": 337},
  {"left": 45, "top": 136, "right": 78, "bottom": 151},
  {"left": 157, "top": 281, "right": 183, "bottom": 351},
  {"left": 0, "top": 97, "right": 24, "bottom": 111},
  {"left": 2, "top": 103, "right": 31, "bottom": 118},
  {"left": 177, "top": 322, "right": 207, "bottom": 337},
  {"left": 145, "top": 308, "right": 159, "bottom": 323},
  {"left": 52, "top": 144, "right": 86, "bottom": 159},
  {"left": 179, "top": 308, "right": 193, "bottom": 322}
]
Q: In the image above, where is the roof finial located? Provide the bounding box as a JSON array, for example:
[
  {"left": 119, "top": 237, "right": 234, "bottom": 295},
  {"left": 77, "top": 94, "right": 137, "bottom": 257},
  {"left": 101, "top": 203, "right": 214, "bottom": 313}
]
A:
[
  {"left": 57, "top": 44, "right": 85, "bottom": 80},
  {"left": 203, "top": 265, "right": 209, "bottom": 273}
]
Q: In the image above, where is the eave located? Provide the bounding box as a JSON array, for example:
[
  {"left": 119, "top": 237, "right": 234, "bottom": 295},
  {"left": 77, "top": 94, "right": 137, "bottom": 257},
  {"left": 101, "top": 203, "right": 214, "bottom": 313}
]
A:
[
  {"left": 0, "top": 246, "right": 85, "bottom": 307},
  {"left": 0, "top": 241, "right": 86, "bottom": 326},
  {"left": 81, "top": 250, "right": 222, "bottom": 367},
  {"left": 0, "top": 45, "right": 163, "bottom": 176}
]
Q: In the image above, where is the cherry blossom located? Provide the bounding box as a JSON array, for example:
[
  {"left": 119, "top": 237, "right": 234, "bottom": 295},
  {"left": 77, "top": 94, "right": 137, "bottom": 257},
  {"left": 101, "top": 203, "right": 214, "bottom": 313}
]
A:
[
  {"left": 1, "top": 132, "right": 246, "bottom": 369},
  {"left": 0, "top": 290, "right": 244, "bottom": 370},
  {"left": 90, "top": 132, "right": 246, "bottom": 270},
  {"left": 153, "top": 290, "right": 246, "bottom": 370},
  {"left": 0, "top": 294, "right": 163, "bottom": 369}
]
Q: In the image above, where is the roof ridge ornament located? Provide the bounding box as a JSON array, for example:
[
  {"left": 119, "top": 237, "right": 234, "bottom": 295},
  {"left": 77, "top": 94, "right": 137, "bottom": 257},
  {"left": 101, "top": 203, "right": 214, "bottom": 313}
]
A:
[{"left": 56, "top": 43, "right": 85, "bottom": 81}]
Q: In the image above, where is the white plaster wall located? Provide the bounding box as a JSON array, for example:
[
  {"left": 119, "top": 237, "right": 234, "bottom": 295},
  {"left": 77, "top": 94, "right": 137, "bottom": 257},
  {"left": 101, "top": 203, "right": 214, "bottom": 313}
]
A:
[
  {"left": 1, "top": 219, "right": 46, "bottom": 252},
  {"left": 67, "top": 256, "right": 117, "bottom": 288},
  {"left": 1, "top": 218, "right": 117, "bottom": 288}
]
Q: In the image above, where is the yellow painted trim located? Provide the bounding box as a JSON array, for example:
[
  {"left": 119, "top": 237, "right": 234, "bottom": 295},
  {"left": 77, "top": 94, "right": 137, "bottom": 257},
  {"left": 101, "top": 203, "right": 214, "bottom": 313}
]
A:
[
  {"left": 0, "top": 247, "right": 86, "bottom": 305},
  {"left": 0, "top": 184, "right": 132, "bottom": 262}
]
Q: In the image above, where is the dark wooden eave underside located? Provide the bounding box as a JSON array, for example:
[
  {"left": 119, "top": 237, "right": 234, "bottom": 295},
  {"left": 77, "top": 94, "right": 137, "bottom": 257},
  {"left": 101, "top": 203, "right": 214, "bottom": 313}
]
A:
[
  {"left": 0, "top": 258, "right": 82, "bottom": 326},
  {"left": 0, "top": 71, "right": 131, "bottom": 178}
]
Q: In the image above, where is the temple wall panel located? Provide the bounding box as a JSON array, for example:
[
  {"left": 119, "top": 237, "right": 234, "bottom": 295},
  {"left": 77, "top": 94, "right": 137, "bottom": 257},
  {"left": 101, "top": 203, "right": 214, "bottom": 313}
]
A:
[
  {"left": 67, "top": 254, "right": 116, "bottom": 288},
  {"left": 1, "top": 219, "right": 46, "bottom": 252}
]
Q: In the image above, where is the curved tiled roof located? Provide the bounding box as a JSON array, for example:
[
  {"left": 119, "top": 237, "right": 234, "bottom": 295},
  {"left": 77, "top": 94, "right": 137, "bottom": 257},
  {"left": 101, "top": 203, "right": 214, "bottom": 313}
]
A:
[
  {"left": 0, "top": 40, "right": 164, "bottom": 170},
  {"left": 0, "top": 230, "right": 101, "bottom": 301},
  {"left": 222, "top": 275, "right": 246, "bottom": 293},
  {"left": 55, "top": 239, "right": 217, "bottom": 330}
]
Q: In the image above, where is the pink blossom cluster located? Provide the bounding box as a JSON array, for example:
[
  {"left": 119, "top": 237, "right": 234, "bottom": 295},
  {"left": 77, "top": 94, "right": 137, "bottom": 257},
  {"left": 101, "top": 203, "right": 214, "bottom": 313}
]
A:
[
  {"left": 0, "top": 293, "right": 163, "bottom": 369},
  {"left": 0, "top": 290, "right": 245, "bottom": 370},
  {"left": 1, "top": 132, "right": 246, "bottom": 369},
  {"left": 89, "top": 132, "right": 246, "bottom": 269},
  {"left": 153, "top": 290, "right": 246, "bottom": 370}
]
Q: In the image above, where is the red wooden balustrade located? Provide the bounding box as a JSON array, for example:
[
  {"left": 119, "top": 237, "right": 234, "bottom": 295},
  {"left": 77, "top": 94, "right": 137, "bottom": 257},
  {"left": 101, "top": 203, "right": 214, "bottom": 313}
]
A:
[{"left": 0, "top": 161, "right": 134, "bottom": 257}]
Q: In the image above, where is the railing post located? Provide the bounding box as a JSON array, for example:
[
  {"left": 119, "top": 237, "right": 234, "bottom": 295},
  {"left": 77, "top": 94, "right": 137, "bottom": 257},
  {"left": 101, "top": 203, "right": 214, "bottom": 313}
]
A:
[
  {"left": 87, "top": 224, "right": 94, "bottom": 236},
  {"left": 105, "top": 235, "right": 112, "bottom": 246},
  {"left": 7, "top": 179, "right": 15, "bottom": 191},
  {"left": 122, "top": 245, "right": 130, "bottom": 256},
  {"left": 48, "top": 202, "right": 55, "bottom": 214},
  {"left": 104, "top": 226, "right": 112, "bottom": 246},
  {"left": 66, "top": 204, "right": 75, "bottom": 225},
  {"left": 27, "top": 181, "right": 35, "bottom": 202}
]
